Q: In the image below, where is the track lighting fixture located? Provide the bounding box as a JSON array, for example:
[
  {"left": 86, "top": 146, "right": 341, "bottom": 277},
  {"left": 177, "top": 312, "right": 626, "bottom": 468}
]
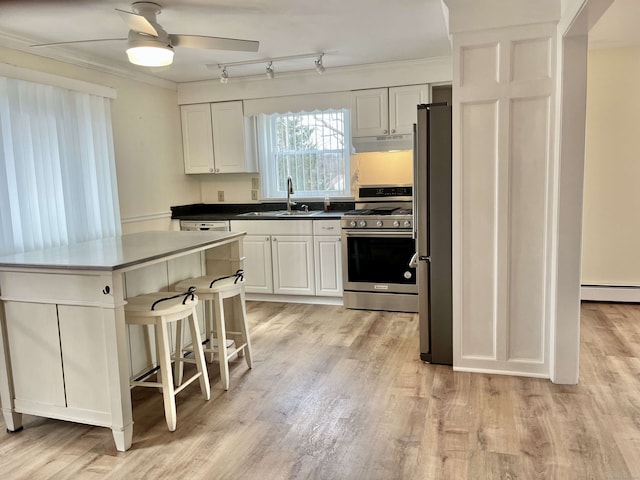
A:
[
  {"left": 213, "top": 52, "right": 326, "bottom": 84},
  {"left": 220, "top": 67, "right": 229, "bottom": 84},
  {"left": 315, "top": 54, "right": 325, "bottom": 74}
]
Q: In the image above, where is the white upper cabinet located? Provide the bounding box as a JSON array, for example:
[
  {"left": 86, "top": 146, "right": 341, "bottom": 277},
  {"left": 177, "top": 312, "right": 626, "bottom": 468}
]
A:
[
  {"left": 181, "top": 103, "right": 215, "bottom": 174},
  {"left": 181, "top": 101, "right": 256, "bottom": 174},
  {"left": 351, "top": 88, "right": 389, "bottom": 137},
  {"left": 389, "top": 85, "right": 429, "bottom": 135},
  {"left": 351, "top": 85, "right": 429, "bottom": 137}
]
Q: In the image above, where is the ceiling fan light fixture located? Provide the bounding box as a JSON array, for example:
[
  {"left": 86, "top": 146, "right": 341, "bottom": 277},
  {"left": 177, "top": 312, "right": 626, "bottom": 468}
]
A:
[
  {"left": 315, "top": 54, "right": 325, "bottom": 74},
  {"left": 126, "top": 43, "right": 174, "bottom": 67},
  {"left": 266, "top": 61, "right": 274, "bottom": 79}
]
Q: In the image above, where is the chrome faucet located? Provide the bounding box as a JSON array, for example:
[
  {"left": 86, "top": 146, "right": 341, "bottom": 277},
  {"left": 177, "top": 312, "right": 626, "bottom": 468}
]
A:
[{"left": 287, "top": 176, "right": 296, "bottom": 212}]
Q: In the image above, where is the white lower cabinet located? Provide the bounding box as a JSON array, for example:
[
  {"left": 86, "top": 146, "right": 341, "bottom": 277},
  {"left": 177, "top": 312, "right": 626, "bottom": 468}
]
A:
[
  {"left": 4, "top": 301, "right": 111, "bottom": 415},
  {"left": 243, "top": 235, "right": 273, "bottom": 293},
  {"left": 272, "top": 235, "right": 315, "bottom": 295},
  {"left": 313, "top": 220, "right": 342, "bottom": 296},
  {"left": 230, "top": 219, "right": 342, "bottom": 298},
  {"left": 314, "top": 236, "right": 342, "bottom": 296},
  {"left": 4, "top": 302, "right": 66, "bottom": 408}
]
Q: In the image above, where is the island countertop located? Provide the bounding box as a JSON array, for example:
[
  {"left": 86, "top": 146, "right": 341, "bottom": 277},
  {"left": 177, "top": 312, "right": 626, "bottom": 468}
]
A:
[{"left": 0, "top": 230, "right": 245, "bottom": 272}]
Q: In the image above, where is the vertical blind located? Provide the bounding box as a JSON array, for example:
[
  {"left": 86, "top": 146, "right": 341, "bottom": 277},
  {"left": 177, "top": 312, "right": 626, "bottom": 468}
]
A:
[{"left": 0, "top": 76, "right": 121, "bottom": 257}]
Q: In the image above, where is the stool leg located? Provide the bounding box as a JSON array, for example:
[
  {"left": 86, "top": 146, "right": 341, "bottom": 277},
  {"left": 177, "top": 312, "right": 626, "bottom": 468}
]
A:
[
  {"left": 154, "top": 325, "right": 164, "bottom": 393},
  {"left": 156, "top": 318, "right": 177, "bottom": 431},
  {"left": 213, "top": 294, "right": 230, "bottom": 391},
  {"left": 206, "top": 299, "right": 216, "bottom": 364},
  {"left": 174, "top": 319, "right": 184, "bottom": 387},
  {"left": 187, "top": 309, "right": 211, "bottom": 400},
  {"left": 238, "top": 289, "right": 252, "bottom": 369}
]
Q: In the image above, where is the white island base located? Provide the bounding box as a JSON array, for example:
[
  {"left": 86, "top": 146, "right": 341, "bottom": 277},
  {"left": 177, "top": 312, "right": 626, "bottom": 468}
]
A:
[{"left": 0, "top": 231, "right": 245, "bottom": 451}]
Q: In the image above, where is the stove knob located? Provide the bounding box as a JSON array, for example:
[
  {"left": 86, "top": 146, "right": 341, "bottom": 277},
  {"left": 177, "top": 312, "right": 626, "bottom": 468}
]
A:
[
  {"left": 349, "top": 220, "right": 357, "bottom": 228},
  {"left": 359, "top": 220, "right": 367, "bottom": 228},
  {"left": 376, "top": 220, "right": 383, "bottom": 227},
  {"left": 403, "top": 220, "right": 411, "bottom": 228},
  {"left": 393, "top": 220, "right": 400, "bottom": 228}
]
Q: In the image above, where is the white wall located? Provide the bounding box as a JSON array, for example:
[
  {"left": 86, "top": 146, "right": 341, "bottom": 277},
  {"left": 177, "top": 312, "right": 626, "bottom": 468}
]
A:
[
  {"left": 0, "top": 46, "right": 201, "bottom": 233},
  {"left": 582, "top": 47, "right": 640, "bottom": 287}
]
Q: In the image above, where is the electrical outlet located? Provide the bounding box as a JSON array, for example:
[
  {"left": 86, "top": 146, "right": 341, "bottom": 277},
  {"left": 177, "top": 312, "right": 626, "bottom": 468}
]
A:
[
  {"left": 251, "top": 177, "right": 259, "bottom": 190},
  {"left": 217, "top": 191, "right": 224, "bottom": 202},
  {"left": 251, "top": 190, "right": 258, "bottom": 201}
]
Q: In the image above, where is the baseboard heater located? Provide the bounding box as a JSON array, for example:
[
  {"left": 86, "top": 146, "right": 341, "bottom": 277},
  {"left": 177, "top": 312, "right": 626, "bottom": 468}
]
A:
[{"left": 581, "top": 285, "right": 640, "bottom": 303}]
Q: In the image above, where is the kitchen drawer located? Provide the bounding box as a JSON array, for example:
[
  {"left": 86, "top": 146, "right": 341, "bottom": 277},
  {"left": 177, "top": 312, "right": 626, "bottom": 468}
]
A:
[
  {"left": 230, "top": 219, "right": 313, "bottom": 236},
  {"left": 313, "top": 220, "right": 341, "bottom": 235},
  {"left": 0, "top": 271, "right": 112, "bottom": 306}
]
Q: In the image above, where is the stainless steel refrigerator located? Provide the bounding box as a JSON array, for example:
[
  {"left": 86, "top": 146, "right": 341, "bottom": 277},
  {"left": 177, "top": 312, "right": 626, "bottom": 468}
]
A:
[{"left": 412, "top": 103, "right": 453, "bottom": 365}]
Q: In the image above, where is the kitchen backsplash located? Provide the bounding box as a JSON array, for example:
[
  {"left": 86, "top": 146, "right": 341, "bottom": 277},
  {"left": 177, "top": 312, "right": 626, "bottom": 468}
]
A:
[
  {"left": 199, "top": 149, "right": 413, "bottom": 203},
  {"left": 350, "top": 150, "right": 413, "bottom": 189}
]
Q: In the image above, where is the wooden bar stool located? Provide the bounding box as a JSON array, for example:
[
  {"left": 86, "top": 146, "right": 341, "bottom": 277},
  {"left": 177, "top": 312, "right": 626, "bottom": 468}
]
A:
[
  {"left": 124, "top": 288, "right": 210, "bottom": 431},
  {"left": 175, "top": 270, "right": 252, "bottom": 391}
]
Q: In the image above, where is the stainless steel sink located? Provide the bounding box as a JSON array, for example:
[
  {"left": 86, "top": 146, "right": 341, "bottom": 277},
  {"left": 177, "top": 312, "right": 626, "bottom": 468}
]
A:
[
  {"left": 237, "top": 211, "right": 277, "bottom": 217},
  {"left": 276, "top": 210, "right": 321, "bottom": 216},
  {"left": 238, "top": 210, "right": 320, "bottom": 217}
]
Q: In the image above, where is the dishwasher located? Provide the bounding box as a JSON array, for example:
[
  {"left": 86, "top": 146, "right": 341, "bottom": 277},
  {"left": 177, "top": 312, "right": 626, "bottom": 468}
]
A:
[
  {"left": 180, "top": 220, "right": 230, "bottom": 232},
  {"left": 178, "top": 218, "right": 236, "bottom": 357}
]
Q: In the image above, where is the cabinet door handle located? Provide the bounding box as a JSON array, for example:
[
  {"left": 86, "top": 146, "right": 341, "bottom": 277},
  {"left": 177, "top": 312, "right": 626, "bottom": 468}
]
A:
[
  {"left": 383, "top": 129, "right": 388, "bottom": 134},
  {"left": 209, "top": 168, "right": 214, "bottom": 173},
  {"left": 391, "top": 129, "right": 396, "bottom": 133}
]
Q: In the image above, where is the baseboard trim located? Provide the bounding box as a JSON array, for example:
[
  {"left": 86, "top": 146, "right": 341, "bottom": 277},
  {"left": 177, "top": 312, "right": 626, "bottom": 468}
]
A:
[
  {"left": 245, "top": 293, "right": 343, "bottom": 306},
  {"left": 581, "top": 285, "right": 640, "bottom": 303}
]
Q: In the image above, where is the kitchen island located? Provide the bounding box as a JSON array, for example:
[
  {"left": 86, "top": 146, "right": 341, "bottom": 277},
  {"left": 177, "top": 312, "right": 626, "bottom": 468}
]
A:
[{"left": 0, "top": 231, "right": 245, "bottom": 452}]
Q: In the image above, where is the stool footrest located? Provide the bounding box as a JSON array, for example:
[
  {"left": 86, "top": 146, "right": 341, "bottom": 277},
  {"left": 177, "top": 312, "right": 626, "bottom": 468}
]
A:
[
  {"left": 174, "top": 372, "right": 203, "bottom": 395},
  {"left": 175, "top": 357, "right": 198, "bottom": 366},
  {"left": 131, "top": 380, "right": 162, "bottom": 388},
  {"left": 225, "top": 342, "right": 248, "bottom": 360}
]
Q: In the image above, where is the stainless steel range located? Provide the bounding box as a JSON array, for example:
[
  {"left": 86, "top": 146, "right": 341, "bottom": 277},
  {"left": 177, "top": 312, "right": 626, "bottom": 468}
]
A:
[{"left": 341, "top": 185, "right": 418, "bottom": 313}]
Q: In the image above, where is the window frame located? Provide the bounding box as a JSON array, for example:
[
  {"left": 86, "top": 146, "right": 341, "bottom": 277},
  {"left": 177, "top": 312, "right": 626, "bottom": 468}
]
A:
[{"left": 256, "top": 108, "right": 351, "bottom": 200}]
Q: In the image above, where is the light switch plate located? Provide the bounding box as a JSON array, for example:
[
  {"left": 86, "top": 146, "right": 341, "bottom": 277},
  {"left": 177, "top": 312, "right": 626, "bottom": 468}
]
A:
[
  {"left": 251, "top": 177, "right": 259, "bottom": 190},
  {"left": 251, "top": 190, "right": 258, "bottom": 201},
  {"left": 218, "top": 191, "right": 224, "bottom": 202}
]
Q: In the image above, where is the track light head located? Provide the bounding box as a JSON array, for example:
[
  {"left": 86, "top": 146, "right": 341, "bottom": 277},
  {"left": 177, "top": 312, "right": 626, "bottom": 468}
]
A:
[
  {"left": 315, "top": 54, "right": 325, "bottom": 74},
  {"left": 266, "top": 62, "right": 274, "bottom": 79},
  {"left": 220, "top": 67, "right": 229, "bottom": 84}
]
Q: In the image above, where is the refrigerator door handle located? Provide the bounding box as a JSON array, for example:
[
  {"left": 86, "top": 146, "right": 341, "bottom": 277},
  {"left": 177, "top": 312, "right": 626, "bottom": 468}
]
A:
[
  {"left": 419, "top": 255, "right": 431, "bottom": 262},
  {"left": 409, "top": 253, "right": 417, "bottom": 268}
]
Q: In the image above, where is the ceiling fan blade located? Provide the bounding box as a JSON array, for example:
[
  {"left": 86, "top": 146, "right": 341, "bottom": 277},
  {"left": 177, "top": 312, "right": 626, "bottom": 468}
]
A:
[
  {"left": 31, "top": 38, "right": 127, "bottom": 48},
  {"left": 115, "top": 8, "right": 158, "bottom": 37},
  {"left": 169, "top": 34, "right": 259, "bottom": 52}
]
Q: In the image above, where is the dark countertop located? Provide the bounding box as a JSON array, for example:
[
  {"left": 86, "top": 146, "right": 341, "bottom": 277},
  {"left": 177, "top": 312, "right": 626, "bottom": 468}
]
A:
[
  {"left": 171, "top": 202, "right": 353, "bottom": 222},
  {"left": 178, "top": 211, "right": 344, "bottom": 221}
]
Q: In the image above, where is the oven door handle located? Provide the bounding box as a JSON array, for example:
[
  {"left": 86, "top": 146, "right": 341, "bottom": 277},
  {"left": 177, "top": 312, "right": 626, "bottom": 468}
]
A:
[{"left": 343, "top": 230, "right": 412, "bottom": 238}]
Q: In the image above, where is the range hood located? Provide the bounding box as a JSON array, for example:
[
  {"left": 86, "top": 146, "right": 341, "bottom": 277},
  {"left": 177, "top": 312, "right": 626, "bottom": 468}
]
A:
[{"left": 351, "top": 133, "right": 413, "bottom": 153}]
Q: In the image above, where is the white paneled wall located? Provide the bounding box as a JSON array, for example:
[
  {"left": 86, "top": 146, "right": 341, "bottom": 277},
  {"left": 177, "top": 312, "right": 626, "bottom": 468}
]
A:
[{"left": 452, "top": 24, "right": 556, "bottom": 377}]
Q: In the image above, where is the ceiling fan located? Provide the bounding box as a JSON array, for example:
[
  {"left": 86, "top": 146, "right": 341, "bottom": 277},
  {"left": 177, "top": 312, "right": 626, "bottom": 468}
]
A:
[{"left": 31, "top": 2, "right": 259, "bottom": 67}]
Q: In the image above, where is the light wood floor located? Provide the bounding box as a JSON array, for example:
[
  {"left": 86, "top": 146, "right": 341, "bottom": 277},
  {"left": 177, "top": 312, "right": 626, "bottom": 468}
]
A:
[{"left": 1, "top": 301, "right": 639, "bottom": 479}]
